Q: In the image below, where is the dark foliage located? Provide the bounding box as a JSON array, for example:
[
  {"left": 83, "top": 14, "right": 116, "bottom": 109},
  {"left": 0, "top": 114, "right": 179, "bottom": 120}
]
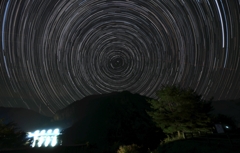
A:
[
  {"left": 147, "top": 85, "right": 213, "bottom": 135},
  {"left": 105, "top": 91, "right": 166, "bottom": 150},
  {"left": 0, "top": 120, "right": 29, "bottom": 149}
]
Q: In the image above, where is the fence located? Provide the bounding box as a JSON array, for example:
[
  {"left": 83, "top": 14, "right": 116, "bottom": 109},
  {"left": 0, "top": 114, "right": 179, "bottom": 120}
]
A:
[{"left": 182, "top": 131, "right": 240, "bottom": 147}]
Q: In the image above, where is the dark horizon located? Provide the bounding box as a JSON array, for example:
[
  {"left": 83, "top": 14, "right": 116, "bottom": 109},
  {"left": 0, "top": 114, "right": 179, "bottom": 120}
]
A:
[{"left": 1, "top": 91, "right": 240, "bottom": 127}]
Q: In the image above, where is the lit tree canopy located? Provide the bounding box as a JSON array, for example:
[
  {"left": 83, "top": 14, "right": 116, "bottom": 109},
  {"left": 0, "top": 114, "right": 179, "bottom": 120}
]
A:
[{"left": 147, "top": 85, "right": 213, "bottom": 134}]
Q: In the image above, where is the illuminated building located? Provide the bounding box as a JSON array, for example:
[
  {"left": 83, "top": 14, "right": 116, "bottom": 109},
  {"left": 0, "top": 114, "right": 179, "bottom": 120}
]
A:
[{"left": 27, "top": 128, "right": 61, "bottom": 147}]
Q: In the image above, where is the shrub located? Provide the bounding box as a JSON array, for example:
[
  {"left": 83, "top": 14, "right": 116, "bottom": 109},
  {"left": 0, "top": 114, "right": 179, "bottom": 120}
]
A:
[{"left": 117, "top": 144, "right": 141, "bottom": 153}]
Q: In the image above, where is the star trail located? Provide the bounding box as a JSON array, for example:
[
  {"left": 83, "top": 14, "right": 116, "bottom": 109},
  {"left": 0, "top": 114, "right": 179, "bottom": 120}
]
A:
[{"left": 0, "top": 0, "right": 240, "bottom": 116}]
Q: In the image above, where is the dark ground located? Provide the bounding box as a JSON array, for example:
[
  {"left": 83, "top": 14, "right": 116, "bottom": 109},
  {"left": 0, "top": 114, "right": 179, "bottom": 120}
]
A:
[{"left": 1, "top": 136, "right": 240, "bottom": 153}]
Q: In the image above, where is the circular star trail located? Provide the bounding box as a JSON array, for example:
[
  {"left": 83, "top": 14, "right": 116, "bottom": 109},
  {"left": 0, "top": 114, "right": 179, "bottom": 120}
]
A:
[{"left": 0, "top": 0, "right": 240, "bottom": 115}]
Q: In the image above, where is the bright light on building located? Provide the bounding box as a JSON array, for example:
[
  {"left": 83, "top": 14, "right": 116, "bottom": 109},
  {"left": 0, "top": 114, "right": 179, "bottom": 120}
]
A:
[
  {"left": 53, "top": 129, "right": 60, "bottom": 135},
  {"left": 27, "top": 128, "right": 61, "bottom": 147},
  {"left": 51, "top": 136, "right": 57, "bottom": 147},
  {"left": 40, "top": 130, "right": 46, "bottom": 135},
  {"left": 38, "top": 136, "right": 44, "bottom": 147},
  {"left": 44, "top": 136, "right": 51, "bottom": 147},
  {"left": 47, "top": 129, "right": 52, "bottom": 134}
]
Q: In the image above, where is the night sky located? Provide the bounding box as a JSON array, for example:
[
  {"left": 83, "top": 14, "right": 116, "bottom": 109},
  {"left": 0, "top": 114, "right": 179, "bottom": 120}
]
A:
[{"left": 0, "top": 0, "right": 240, "bottom": 116}]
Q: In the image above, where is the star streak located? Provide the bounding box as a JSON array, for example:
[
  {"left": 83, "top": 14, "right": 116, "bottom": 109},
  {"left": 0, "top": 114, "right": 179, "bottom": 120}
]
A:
[{"left": 0, "top": 0, "right": 240, "bottom": 116}]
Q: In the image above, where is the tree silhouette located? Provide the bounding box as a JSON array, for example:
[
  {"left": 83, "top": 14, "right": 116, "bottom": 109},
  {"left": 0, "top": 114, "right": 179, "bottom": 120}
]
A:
[
  {"left": 106, "top": 91, "right": 166, "bottom": 150},
  {"left": 0, "top": 119, "right": 29, "bottom": 149},
  {"left": 147, "top": 85, "right": 213, "bottom": 137}
]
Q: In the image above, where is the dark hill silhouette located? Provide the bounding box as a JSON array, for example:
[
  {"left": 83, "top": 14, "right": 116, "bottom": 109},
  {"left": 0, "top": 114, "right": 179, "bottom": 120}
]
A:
[
  {"left": 53, "top": 93, "right": 240, "bottom": 128},
  {"left": 57, "top": 91, "right": 165, "bottom": 151},
  {"left": 211, "top": 99, "right": 240, "bottom": 127},
  {"left": 0, "top": 107, "right": 51, "bottom": 132},
  {"left": 53, "top": 92, "right": 120, "bottom": 127}
]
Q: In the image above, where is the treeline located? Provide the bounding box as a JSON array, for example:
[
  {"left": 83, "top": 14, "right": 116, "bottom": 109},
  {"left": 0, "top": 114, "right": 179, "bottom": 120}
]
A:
[
  {"left": 61, "top": 85, "right": 238, "bottom": 152},
  {"left": 0, "top": 85, "right": 238, "bottom": 152}
]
